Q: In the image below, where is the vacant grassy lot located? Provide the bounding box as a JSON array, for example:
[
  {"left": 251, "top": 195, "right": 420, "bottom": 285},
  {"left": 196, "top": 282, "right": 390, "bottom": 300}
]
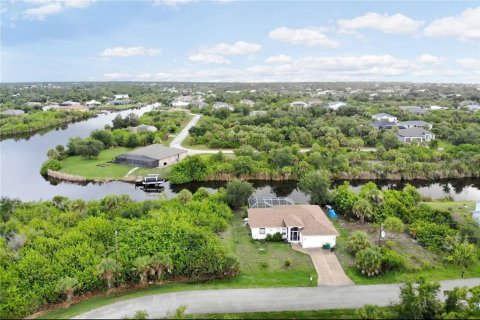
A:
[
  {"left": 420, "top": 201, "right": 475, "bottom": 223},
  {"left": 97, "top": 104, "right": 135, "bottom": 111},
  {"left": 60, "top": 147, "right": 133, "bottom": 179},
  {"left": 334, "top": 217, "right": 480, "bottom": 285},
  {"left": 182, "top": 136, "right": 215, "bottom": 150}
]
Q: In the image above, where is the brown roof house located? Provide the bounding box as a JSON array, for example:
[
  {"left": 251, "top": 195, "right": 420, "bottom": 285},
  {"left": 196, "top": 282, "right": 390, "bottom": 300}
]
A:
[{"left": 247, "top": 205, "right": 339, "bottom": 248}]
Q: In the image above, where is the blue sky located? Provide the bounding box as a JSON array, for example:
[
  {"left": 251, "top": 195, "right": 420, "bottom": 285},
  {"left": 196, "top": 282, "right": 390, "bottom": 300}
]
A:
[{"left": 1, "top": 0, "right": 479, "bottom": 83}]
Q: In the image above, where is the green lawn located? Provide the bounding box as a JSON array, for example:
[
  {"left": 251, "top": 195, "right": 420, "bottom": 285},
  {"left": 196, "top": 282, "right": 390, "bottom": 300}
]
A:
[
  {"left": 420, "top": 201, "right": 475, "bottom": 223},
  {"left": 182, "top": 136, "right": 216, "bottom": 150},
  {"left": 60, "top": 147, "right": 133, "bottom": 179},
  {"left": 38, "top": 212, "right": 316, "bottom": 319},
  {"left": 96, "top": 104, "right": 135, "bottom": 110},
  {"left": 190, "top": 308, "right": 382, "bottom": 319}
]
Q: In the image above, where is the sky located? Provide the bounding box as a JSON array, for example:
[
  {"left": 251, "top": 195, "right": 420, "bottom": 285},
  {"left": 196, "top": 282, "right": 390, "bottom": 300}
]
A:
[{"left": 1, "top": 0, "right": 479, "bottom": 83}]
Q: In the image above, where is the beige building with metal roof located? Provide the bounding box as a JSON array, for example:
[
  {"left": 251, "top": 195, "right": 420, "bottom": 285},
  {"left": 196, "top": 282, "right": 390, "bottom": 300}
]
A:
[{"left": 248, "top": 205, "right": 339, "bottom": 248}]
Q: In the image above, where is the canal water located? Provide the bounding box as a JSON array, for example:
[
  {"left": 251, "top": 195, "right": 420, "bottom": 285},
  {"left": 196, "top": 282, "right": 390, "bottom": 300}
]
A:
[{"left": 1, "top": 106, "right": 479, "bottom": 202}]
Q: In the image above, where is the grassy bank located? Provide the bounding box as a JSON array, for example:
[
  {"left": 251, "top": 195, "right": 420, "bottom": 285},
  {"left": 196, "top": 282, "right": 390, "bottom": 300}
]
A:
[
  {"left": 38, "top": 213, "right": 316, "bottom": 319},
  {"left": 97, "top": 104, "right": 135, "bottom": 111},
  {"left": 420, "top": 201, "right": 475, "bottom": 222}
]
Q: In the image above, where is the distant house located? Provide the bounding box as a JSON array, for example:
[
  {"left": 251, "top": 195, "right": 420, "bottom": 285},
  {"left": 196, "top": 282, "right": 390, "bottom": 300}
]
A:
[
  {"left": 473, "top": 202, "right": 480, "bottom": 225},
  {"left": 240, "top": 99, "right": 255, "bottom": 107},
  {"left": 307, "top": 99, "right": 323, "bottom": 106},
  {"left": 429, "top": 105, "right": 447, "bottom": 110},
  {"left": 129, "top": 124, "right": 158, "bottom": 133},
  {"left": 372, "top": 113, "right": 398, "bottom": 123},
  {"left": 0, "top": 109, "right": 25, "bottom": 116},
  {"left": 114, "top": 94, "right": 129, "bottom": 100},
  {"left": 56, "top": 104, "right": 89, "bottom": 112},
  {"left": 248, "top": 205, "right": 339, "bottom": 248},
  {"left": 59, "top": 101, "right": 81, "bottom": 106},
  {"left": 107, "top": 99, "right": 130, "bottom": 105},
  {"left": 328, "top": 101, "right": 346, "bottom": 110},
  {"left": 459, "top": 101, "right": 480, "bottom": 112},
  {"left": 86, "top": 100, "right": 101, "bottom": 108},
  {"left": 115, "top": 144, "right": 187, "bottom": 168},
  {"left": 399, "top": 106, "right": 429, "bottom": 115},
  {"left": 396, "top": 127, "right": 435, "bottom": 143},
  {"left": 26, "top": 102, "right": 42, "bottom": 107},
  {"left": 250, "top": 110, "right": 267, "bottom": 116},
  {"left": 289, "top": 101, "right": 309, "bottom": 108},
  {"left": 42, "top": 104, "right": 59, "bottom": 111},
  {"left": 397, "top": 120, "right": 432, "bottom": 130},
  {"left": 372, "top": 120, "right": 398, "bottom": 130},
  {"left": 172, "top": 96, "right": 192, "bottom": 108},
  {"left": 213, "top": 102, "right": 234, "bottom": 111},
  {"left": 189, "top": 101, "right": 208, "bottom": 108}
]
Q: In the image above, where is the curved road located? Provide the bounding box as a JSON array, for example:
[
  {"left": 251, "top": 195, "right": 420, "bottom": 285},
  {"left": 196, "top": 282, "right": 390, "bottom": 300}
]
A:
[{"left": 75, "top": 278, "right": 480, "bottom": 319}]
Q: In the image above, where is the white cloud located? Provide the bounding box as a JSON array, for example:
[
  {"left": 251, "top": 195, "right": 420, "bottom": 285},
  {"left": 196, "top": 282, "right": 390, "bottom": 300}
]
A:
[
  {"left": 23, "top": 0, "right": 94, "bottom": 20},
  {"left": 456, "top": 58, "right": 480, "bottom": 69},
  {"left": 265, "top": 54, "right": 294, "bottom": 63},
  {"left": 269, "top": 27, "right": 340, "bottom": 48},
  {"left": 152, "top": 0, "right": 197, "bottom": 8},
  {"left": 416, "top": 54, "right": 444, "bottom": 65},
  {"left": 338, "top": 12, "right": 424, "bottom": 35},
  {"left": 188, "top": 53, "right": 231, "bottom": 64},
  {"left": 200, "top": 41, "right": 262, "bottom": 56},
  {"left": 99, "top": 46, "right": 161, "bottom": 58},
  {"left": 424, "top": 7, "right": 480, "bottom": 41}
]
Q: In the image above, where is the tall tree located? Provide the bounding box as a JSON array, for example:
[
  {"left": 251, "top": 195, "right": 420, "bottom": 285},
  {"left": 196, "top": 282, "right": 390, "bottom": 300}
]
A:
[
  {"left": 353, "top": 199, "right": 373, "bottom": 224},
  {"left": 298, "top": 170, "right": 331, "bottom": 205}
]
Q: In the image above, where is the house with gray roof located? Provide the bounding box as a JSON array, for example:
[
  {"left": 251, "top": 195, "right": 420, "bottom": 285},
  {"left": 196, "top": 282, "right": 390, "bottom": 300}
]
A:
[
  {"left": 115, "top": 144, "right": 187, "bottom": 168},
  {"left": 129, "top": 124, "right": 158, "bottom": 133},
  {"left": 372, "top": 113, "right": 397, "bottom": 123},
  {"left": 397, "top": 120, "right": 432, "bottom": 130},
  {"left": 213, "top": 102, "right": 234, "bottom": 111},
  {"left": 396, "top": 127, "right": 435, "bottom": 143},
  {"left": 372, "top": 120, "right": 398, "bottom": 130},
  {"left": 399, "top": 106, "right": 429, "bottom": 115}
]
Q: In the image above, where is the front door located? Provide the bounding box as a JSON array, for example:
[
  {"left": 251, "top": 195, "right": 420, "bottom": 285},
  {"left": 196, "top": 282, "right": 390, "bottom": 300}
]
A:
[{"left": 290, "top": 227, "right": 300, "bottom": 242}]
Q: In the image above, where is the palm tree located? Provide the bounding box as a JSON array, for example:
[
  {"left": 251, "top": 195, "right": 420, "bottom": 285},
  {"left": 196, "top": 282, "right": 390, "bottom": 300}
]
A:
[
  {"left": 55, "top": 276, "right": 79, "bottom": 305},
  {"left": 364, "top": 188, "right": 384, "bottom": 206},
  {"left": 150, "top": 252, "right": 173, "bottom": 281},
  {"left": 96, "top": 257, "right": 122, "bottom": 289},
  {"left": 353, "top": 199, "right": 373, "bottom": 224},
  {"left": 132, "top": 256, "right": 152, "bottom": 284}
]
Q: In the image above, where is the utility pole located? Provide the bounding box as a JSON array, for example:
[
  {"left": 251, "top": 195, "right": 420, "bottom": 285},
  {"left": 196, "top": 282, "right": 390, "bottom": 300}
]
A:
[
  {"left": 114, "top": 230, "right": 119, "bottom": 262},
  {"left": 378, "top": 223, "right": 384, "bottom": 247}
]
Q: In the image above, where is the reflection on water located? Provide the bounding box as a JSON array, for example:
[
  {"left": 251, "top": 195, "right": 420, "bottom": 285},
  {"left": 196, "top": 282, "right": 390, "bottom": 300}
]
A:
[{"left": 0, "top": 104, "right": 479, "bottom": 202}]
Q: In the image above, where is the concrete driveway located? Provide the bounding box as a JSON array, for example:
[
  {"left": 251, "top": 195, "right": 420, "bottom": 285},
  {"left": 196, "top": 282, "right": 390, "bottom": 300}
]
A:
[
  {"left": 293, "top": 245, "right": 353, "bottom": 286},
  {"left": 74, "top": 278, "right": 480, "bottom": 319}
]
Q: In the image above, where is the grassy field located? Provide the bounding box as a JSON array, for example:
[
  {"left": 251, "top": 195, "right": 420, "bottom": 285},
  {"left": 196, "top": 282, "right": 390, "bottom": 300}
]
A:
[
  {"left": 420, "top": 201, "right": 475, "bottom": 223},
  {"left": 38, "top": 212, "right": 316, "bottom": 319},
  {"left": 182, "top": 136, "right": 216, "bottom": 150},
  {"left": 190, "top": 308, "right": 381, "bottom": 319},
  {"left": 96, "top": 104, "right": 136, "bottom": 111},
  {"left": 60, "top": 147, "right": 133, "bottom": 179}
]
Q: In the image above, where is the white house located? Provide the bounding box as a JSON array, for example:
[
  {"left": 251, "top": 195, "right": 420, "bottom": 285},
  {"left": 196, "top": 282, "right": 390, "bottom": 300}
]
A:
[
  {"left": 248, "top": 205, "right": 339, "bottom": 248},
  {"left": 289, "top": 101, "right": 309, "bottom": 108},
  {"left": 372, "top": 113, "right": 398, "bottom": 123},
  {"left": 240, "top": 99, "right": 255, "bottom": 107},
  {"left": 396, "top": 127, "right": 435, "bottom": 143},
  {"left": 328, "top": 101, "right": 346, "bottom": 110},
  {"left": 114, "top": 94, "right": 129, "bottom": 100},
  {"left": 86, "top": 100, "right": 101, "bottom": 108},
  {"left": 171, "top": 96, "right": 193, "bottom": 107},
  {"left": 213, "top": 102, "right": 234, "bottom": 111}
]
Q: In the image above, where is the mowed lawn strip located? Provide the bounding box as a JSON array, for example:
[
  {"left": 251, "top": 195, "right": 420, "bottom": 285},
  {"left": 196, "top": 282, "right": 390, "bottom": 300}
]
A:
[{"left": 59, "top": 147, "right": 133, "bottom": 179}]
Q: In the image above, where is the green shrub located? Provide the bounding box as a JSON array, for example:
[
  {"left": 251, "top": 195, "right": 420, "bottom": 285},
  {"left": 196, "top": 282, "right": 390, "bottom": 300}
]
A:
[
  {"left": 40, "top": 159, "right": 62, "bottom": 176},
  {"left": 260, "top": 261, "right": 269, "bottom": 269},
  {"left": 383, "top": 216, "right": 404, "bottom": 233},
  {"left": 265, "top": 232, "right": 284, "bottom": 242},
  {"left": 381, "top": 247, "right": 406, "bottom": 271},
  {"left": 284, "top": 259, "right": 292, "bottom": 268},
  {"left": 347, "top": 231, "right": 371, "bottom": 255},
  {"left": 355, "top": 247, "right": 382, "bottom": 277}
]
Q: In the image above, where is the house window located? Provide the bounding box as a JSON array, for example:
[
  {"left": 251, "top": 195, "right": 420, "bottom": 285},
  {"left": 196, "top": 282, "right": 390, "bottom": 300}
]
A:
[{"left": 259, "top": 228, "right": 265, "bottom": 234}]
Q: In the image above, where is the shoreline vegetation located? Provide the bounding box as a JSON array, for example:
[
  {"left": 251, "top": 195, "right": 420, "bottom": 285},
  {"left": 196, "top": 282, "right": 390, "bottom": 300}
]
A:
[{"left": 0, "top": 110, "right": 96, "bottom": 139}]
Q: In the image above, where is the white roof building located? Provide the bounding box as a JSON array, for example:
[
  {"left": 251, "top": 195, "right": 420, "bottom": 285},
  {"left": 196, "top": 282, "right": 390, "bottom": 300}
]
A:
[
  {"left": 328, "top": 101, "right": 346, "bottom": 110},
  {"left": 372, "top": 113, "right": 398, "bottom": 123}
]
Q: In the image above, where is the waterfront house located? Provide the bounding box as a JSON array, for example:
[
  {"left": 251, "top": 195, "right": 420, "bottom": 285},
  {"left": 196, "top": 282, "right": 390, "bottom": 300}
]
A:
[
  {"left": 115, "top": 144, "right": 187, "bottom": 168},
  {"left": 248, "top": 205, "right": 339, "bottom": 248}
]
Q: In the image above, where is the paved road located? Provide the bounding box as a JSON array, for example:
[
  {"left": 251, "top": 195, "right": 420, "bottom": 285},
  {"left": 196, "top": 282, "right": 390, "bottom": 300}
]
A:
[
  {"left": 170, "top": 114, "right": 234, "bottom": 155},
  {"left": 75, "top": 278, "right": 480, "bottom": 319}
]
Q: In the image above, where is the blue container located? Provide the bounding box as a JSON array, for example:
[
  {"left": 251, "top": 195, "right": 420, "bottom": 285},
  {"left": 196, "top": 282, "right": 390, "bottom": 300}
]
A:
[{"left": 328, "top": 208, "right": 337, "bottom": 219}]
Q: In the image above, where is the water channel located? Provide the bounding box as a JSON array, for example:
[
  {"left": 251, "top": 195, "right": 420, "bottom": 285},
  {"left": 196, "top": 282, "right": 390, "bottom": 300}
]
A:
[{"left": 1, "top": 105, "right": 479, "bottom": 202}]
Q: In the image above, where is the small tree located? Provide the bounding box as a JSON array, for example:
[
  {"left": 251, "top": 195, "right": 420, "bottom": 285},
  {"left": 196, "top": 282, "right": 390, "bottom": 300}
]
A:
[
  {"left": 355, "top": 247, "right": 381, "bottom": 277},
  {"left": 166, "top": 304, "right": 188, "bottom": 319},
  {"left": 355, "top": 304, "right": 385, "bottom": 319},
  {"left": 452, "top": 242, "right": 477, "bottom": 269},
  {"left": 55, "top": 276, "right": 79, "bottom": 304},
  {"left": 177, "top": 189, "right": 193, "bottom": 205},
  {"left": 150, "top": 252, "right": 173, "bottom": 280},
  {"left": 352, "top": 199, "right": 373, "bottom": 224},
  {"left": 76, "top": 138, "right": 104, "bottom": 159},
  {"left": 298, "top": 170, "right": 331, "bottom": 205},
  {"left": 396, "top": 277, "right": 442, "bottom": 319},
  {"left": 383, "top": 216, "right": 404, "bottom": 233},
  {"left": 347, "top": 231, "right": 371, "bottom": 255},
  {"left": 132, "top": 256, "right": 153, "bottom": 285},
  {"left": 224, "top": 179, "right": 254, "bottom": 208},
  {"left": 96, "top": 257, "right": 122, "bottom": 289}
]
